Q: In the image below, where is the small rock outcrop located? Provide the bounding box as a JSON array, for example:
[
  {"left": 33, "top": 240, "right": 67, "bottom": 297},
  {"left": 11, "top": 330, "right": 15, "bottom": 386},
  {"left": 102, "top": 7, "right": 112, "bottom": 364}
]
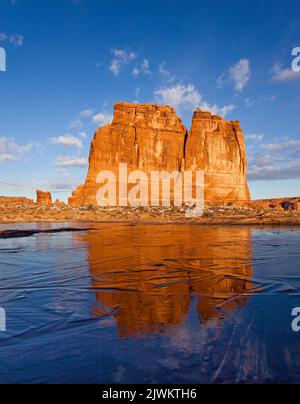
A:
[
  {"left": 53, "top": 199, "right": 65, "bottom": 208},
  {"left": 36, "top": 190, "right": 52, "bottom": 207},
  {"left": 69, "top": 102, "right": 250, "bottom": 206}
]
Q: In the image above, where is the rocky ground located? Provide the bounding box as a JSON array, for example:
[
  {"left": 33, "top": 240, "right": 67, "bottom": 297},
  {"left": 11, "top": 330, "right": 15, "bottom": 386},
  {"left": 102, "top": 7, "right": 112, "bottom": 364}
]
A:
[{"left": 0, "top": 204, "right": 300, "bottom": 225}]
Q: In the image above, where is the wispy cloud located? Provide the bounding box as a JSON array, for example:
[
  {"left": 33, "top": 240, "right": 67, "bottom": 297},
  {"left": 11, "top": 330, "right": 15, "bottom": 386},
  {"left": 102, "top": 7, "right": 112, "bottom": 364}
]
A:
[
  {"left": 92, "top": 112, "right": 113, "bottom": 125},
  {"left": 158, "top": 62, "right": 176, "bottom": 83},
  {"left": 42, "top": 173, "right": 79, "bottom": 193},
  {"left": 218, "top": 59, "right": 251, "bottom": 92},
  {"left": 109, "top": 48, "right": 136, "bottom": 76},
  {"left": 54, "top": 156, "right": 86, "bottom": 168},
  {"left": 69, "top": 119, "right": 84, "bottom": 130},
  {"left": 50, "top": 134, "right": 83, "bottom": 149},
  {"left": 0, "top": 33, "right": 24, "bottom": 46},
  {"left": 245, "top": 133, "right": 264, "bottom": 142},
  {"left": 0, "top": 137, "right": 32, "bottom": 162},
  {"left": 79, "top": 109, "right": 94, "bottom": 118},
  {"left": 249, "top": 138, "right": 300, "bottom": 180},
  {"left": 263, "top": 140, "right": 300, "bottom": 154},
  {"left": 230, "top": 59, "right": 251, "bottom": 92},
  {"left": 271, "top": 63, "right": 300, "bottom": 82},
  {"left": 132, "top": 59, "right": 152, "bottom": 78},
  {"left": 69, "top": 107, "right": 112, "bottom": 130},
  {"left": 245, "top": 95, "right": 276, "bottom": 107},
  {"left": 200, "top": 102, "right": 235, "bottom": 117}
]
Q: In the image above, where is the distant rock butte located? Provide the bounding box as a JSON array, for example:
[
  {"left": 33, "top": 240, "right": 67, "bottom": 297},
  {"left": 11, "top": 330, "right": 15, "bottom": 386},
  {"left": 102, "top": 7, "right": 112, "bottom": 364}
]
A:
[
  {"left": 251, "top": 197, "right": 300, "bottom": 211},
  {"left": 0, "top": 196, "right": 34, "bottom": 205},
  {"left": 36, "top": 190, "right": 52, "bottom": 207},
  {"left": 69, "top": 102, "right": 250, "bottom": 207}
]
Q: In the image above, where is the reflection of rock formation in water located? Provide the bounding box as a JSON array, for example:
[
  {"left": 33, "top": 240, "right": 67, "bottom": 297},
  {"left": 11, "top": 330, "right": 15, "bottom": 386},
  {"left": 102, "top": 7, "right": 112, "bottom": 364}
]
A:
[{"left": 82, "top": 225, "right": 253, "bottom": 337}]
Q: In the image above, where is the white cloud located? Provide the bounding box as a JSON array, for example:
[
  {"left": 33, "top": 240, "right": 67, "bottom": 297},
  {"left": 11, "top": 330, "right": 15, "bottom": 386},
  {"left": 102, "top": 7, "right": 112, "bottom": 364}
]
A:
[
  {"left": 263, "top": 140, "right": 300, "bottom": 154},
  {"left": 229, "top": 59, "right": 251, "bottom": 92},
  {"left": 218, "top": 59, "right": 251, "bottom": 92},
  {"left": 69, "top": 119, "right": 84, "bottom": 130},
  {"left": 69, "top": 107, "right": 113, "bottom": 130},
  {"left": 50, "top": 134, "right": 83, "bottom": 148},
  {"left": 69, "top": 109, "right": 94, "bottom": 130},
  {"left": 0, "top": 33, "right": 24, "bottom": 46},
  {"left": 132, "top": 59, "right": 152, "bottom": 78},
  {"left": 158, "top": 62, "right": 176, "bottom": 83},
  {"left": 92, "top": 112, "right": 113, "bottom": 125},
  {"left": 154, "top": 83, "right": 235, "bottom": 117},
  {"left": 245, "top": 133, "right": 264, "bottom": 142},
  {"left": 109, "top": 48, "right": 136, "bottom": 76},
  {"left": 248, "top": 138, "right": 300, "bottom": 180},
  {"left": 54, "top": 156, "right": 86, "bottom": 168},
  {"left": 200, "top": 102, "right": 236, "bottom": 117},
  {"left": 0, "top": 137, "right": 32, "bottom": 162},
  {"left": 154, "top": 84, "right": 201, "bottom": 110},
  {"left": 271, "top": 63, "right": 300, "bottom": 82},
  {"left": 245, "top": 95, "right": 276, "bottom": 107},
  {"left": 42, "top": 174, "right": 79, "bottom": 193},
  {"left": 79, "top": 109, "right": 94, "bottom": 118},
  {"left": 135, "top": 87, "right": 141, "bottom": 98}
]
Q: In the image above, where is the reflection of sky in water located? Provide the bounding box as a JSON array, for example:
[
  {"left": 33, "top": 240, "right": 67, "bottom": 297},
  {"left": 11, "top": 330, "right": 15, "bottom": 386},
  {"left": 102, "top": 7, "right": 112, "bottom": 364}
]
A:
[{"left": 0, "top": 225, "right": 299, "bottom": 383}]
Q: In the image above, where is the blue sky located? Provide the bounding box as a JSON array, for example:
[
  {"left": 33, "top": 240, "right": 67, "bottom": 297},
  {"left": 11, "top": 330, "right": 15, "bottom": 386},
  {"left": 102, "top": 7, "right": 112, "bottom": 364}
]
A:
[{"left": 0, "top": 0, "right": 300, "bottom": 201}]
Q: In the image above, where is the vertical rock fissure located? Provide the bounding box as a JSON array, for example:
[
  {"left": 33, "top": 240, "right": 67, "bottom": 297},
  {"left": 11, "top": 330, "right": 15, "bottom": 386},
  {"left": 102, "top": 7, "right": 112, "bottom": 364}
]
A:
[{"left": 233, "top": 126, "right": 245, "bottom": 174}]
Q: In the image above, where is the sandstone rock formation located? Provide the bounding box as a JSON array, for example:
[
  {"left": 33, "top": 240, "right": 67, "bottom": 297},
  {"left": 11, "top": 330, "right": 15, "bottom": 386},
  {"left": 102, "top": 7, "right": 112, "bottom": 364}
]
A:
[
  {"left": 0, "top": 196, "right": 34, "bottom": 206},
  {"left": 69, "top": 102, "right": 187, "bottom": 206},
  {"left": 185, "top": 109, "right": 250, "bottom": 203},
  {"left": 36, "top": 190, "right": 52, "bottom": 207},
  {"left": 251, "top": 197, "right": 300, "bottom": 211},
  {"left": 53, "top": 199, "right": 66, "bottom": 208},
  {"left": 69, "top": 102, "right": 250, "bottom": 206}
]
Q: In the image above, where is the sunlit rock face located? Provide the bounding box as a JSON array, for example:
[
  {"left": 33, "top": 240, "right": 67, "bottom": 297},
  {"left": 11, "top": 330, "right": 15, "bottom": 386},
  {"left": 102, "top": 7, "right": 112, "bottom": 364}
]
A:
[
  {"left": 185, "top": 109, "right": 250, "bottom": 203},
  {"left": 69, "top": 103, "right": 187, "bottom": 206},
  {"left": 36, "top": 190, "right": 52, "bottom": 207},
  {"left": 251, "top": 197, "right": 300, "bottom": 211},
  {"left": 79, "top": 225, "right": 253, "bottom": 338},
  {"left": 0, "top": 196, "right": 34, "bottom": 205},
  {"left": 69, "top": 102, "right": 250, "bottom": 206}
]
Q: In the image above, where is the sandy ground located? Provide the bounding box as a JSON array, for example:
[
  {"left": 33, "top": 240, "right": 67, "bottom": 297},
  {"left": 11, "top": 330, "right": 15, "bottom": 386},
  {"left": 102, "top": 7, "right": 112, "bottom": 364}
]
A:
[{"left": 0, "top": 204, "right": 300, "bottom": 226}]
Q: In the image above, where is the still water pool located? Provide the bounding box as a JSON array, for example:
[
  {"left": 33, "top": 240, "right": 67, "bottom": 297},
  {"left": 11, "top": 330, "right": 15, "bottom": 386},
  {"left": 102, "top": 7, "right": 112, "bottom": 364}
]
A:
[{"left": 0, "top": 223, "right": 300, "bottom": 384}]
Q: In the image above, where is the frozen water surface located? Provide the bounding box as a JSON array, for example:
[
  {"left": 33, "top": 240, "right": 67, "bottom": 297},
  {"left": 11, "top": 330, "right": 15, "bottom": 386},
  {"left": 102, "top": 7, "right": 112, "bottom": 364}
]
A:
[{"left": 0, "top": 224, "right": 299, "bottom": 384}]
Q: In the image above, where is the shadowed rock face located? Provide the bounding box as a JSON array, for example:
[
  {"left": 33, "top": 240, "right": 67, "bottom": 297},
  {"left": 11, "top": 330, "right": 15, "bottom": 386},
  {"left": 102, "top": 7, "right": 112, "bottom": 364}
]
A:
[{"left": 69, "top": 102, "right": 250, "bottom": 206}]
